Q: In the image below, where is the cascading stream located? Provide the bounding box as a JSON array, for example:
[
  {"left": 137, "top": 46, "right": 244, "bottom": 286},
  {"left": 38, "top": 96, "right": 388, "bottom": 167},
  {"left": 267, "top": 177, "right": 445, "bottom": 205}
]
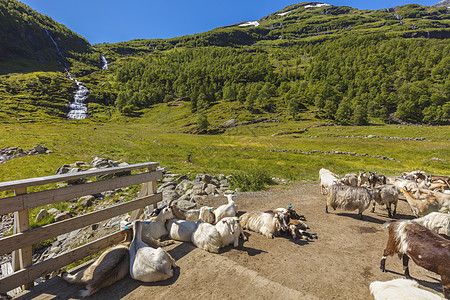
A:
[
  {"left": 101, "top": 55, "right": 108, "bottom": 69},
  {"left": 67, "top": 79, "right": 89, "bottom": 119},
  {"left": 41, "top": 25, "right": 89, "bottom": 119}
]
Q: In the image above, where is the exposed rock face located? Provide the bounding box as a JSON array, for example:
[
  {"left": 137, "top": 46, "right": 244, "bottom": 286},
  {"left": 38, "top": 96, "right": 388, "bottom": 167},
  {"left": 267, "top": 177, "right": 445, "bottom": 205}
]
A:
[{"left": 433, "top": 0, "right": 450, "bottom": 7}]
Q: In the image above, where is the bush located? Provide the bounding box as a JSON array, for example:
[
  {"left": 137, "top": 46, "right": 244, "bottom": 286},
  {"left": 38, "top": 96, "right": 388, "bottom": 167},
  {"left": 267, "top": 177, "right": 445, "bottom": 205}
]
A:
[{"left": 229, "top": 169, "right": 275, "bottom": 192}]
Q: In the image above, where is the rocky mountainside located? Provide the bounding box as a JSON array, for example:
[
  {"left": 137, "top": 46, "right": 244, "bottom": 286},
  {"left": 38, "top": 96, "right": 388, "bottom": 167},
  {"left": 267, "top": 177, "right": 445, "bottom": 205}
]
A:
[{"left": 433, "top": 0, "right": 450, "bottom": 7}]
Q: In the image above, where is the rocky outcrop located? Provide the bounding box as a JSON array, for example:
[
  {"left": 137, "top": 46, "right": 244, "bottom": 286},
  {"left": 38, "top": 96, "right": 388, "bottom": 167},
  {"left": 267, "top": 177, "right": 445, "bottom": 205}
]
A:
[{"left": 0, "top": 145, "right": 51, "bottom": 164}]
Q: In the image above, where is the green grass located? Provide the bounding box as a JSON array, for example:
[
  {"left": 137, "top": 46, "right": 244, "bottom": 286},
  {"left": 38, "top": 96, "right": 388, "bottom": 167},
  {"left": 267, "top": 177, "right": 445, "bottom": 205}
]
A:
[{"left": 0, "top": 105, "right": 448, "bottom": 198}]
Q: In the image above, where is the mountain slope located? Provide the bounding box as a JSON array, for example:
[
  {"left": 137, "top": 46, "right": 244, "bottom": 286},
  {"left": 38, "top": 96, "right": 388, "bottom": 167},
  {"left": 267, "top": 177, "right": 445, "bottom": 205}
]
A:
[{"left": 0, "top": 0, "right": 100, "bottom": 75}]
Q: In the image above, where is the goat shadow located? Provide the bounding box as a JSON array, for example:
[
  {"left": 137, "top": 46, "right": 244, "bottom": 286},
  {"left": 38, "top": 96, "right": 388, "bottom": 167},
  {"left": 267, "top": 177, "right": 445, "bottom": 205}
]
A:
[
  {"left": 335, "top": 212, "right": 385, "bottom": 224},
  {"left": 219, "top": 232, "right": 267, "bottom": 256}
]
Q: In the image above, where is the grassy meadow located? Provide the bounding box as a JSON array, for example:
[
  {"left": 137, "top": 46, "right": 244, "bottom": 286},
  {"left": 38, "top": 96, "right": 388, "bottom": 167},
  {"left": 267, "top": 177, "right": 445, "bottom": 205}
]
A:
[{"left": 1, "top": 100, "right": 449, "bottom": 196}]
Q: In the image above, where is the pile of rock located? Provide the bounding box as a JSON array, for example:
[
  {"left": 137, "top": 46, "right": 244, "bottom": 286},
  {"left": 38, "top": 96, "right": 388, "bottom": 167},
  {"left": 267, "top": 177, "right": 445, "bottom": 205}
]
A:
[
  {"left": 155, "top": 168, "right": 235, "bottom": 210},
  {"left": 56, "top": 156, "right": 130, "bottom": 183},
  {"left": 0, "top": 145, "right": 51, "bottom": 164}
]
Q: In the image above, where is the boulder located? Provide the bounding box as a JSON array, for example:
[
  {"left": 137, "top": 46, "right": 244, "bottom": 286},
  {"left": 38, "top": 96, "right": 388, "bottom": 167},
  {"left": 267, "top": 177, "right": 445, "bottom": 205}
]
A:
[
  {"left": 162, "top": 190, "right": 180, "bottom": 203},
  {"left": 78, "top": 195, "right": 95, "bottom": 208},
  {"left": 56, "top": 164, "right": 70, "bottom": 175},
  {"left": 35, "top": 209, "right": 49, "bottom": 222},
  {"left": 176, "top": 180, "right": 194, "bottom": 193},
  {"left": 54, "top": 211, "right": 71, "bottom": 222},
  {"left": 205, "top": 184, "right": 218, "bottom": 195},
  {"left": 175, "top": 200, "right": 196, "bottom": 210}
]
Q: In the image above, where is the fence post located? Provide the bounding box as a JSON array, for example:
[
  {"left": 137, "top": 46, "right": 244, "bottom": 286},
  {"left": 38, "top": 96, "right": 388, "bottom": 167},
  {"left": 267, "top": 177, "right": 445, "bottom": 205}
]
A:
[
  {"left": 130, "top": 166, "right": 158, "bottom": 221},
  {"left": 12, "top": 187, "right": 33, "bottom": 289}
]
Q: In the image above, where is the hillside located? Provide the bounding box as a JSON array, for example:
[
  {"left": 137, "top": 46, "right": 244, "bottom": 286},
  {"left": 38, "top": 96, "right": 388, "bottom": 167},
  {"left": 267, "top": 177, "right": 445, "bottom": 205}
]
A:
[
  {"left": 0, "top": 0, "right": 100, "bottom": 75},
  {"left": 0, "top": 1, "right": 449, "bottom": 125}
]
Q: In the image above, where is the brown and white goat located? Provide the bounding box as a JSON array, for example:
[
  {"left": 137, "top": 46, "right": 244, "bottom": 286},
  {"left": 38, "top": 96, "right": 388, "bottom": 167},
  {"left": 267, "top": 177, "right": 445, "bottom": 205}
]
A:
[
  {"left": 380, "top": 220, "right": 450, "bottom": 299},
  {"left": 62, "top": 228, "right": 132, "bottom": 298},
  {"left": 287, "top": 219, "right": 317, "bottom": 240}
]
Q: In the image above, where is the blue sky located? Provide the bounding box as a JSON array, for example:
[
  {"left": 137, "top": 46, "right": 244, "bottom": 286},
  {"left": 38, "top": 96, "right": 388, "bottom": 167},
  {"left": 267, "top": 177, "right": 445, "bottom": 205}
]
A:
[{"left": 19, "top": 0, "right": 440, "bottom": 44}]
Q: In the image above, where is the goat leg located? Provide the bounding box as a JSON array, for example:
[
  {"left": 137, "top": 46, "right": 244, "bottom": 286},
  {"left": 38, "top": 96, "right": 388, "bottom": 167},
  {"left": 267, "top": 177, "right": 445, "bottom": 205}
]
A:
[
  {"left": 402, "top": 255, "right": 411, "bottom": 279},
  {"left": 380, "top": 250, "right": 388, "bottom": 272},
  {"left": 325, "top": 205, "right": 329, "bottom": 214}
]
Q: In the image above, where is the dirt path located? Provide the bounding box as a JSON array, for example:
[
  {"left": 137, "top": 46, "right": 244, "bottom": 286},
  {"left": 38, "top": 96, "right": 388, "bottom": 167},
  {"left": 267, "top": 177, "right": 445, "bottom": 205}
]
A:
[{"left": 17, "top": 183, "right": 444, "bottom": 299}]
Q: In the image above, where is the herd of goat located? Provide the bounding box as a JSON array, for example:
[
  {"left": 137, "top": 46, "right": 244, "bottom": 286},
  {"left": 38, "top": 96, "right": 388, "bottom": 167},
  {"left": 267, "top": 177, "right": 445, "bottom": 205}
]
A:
[
  {"left": 61, "top": 194, "right": 316, "bottom": 297},
  {"left": 320, "top": 168, "right": 450, "bottom": 299},
  {"left": 59, "top": 169, "right": 450, "bottom": 299}
]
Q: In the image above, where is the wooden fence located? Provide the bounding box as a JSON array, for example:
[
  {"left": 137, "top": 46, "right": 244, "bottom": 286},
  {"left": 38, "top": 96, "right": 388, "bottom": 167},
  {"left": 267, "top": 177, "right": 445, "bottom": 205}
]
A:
[{"left": 0, "top": 162, "right": 162, "bottom": 294}]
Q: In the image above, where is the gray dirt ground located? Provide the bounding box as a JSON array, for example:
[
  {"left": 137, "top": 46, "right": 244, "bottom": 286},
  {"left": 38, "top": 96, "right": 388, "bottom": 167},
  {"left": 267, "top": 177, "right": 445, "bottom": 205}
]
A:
[{"left": 16, "top": 183, "right": 444, "bottom": 299}]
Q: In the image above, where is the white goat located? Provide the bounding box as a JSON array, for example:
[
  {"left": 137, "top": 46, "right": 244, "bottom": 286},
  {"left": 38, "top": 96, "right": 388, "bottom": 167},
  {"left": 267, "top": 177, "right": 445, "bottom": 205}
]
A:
[
  {"left": 239, "top": 211, "right": 282, "bottom": 239},
  {"left": 371, "top": 184, "right": 399, "bottom": 217},
  {"left": 214, "top": 194, "right": 237, "bottom": 223},
  {"left": 414, "top": 212, "right": 450, "bottom": 237},
  {"left": 191, "top": 222, "right": 222, "bottom": 253},
  {"left": 319, "top": 168, "right": 340, "bottom": 194},
  {"left": 215, "top": 217, "right": 247, "bottom": 248},
  {"left": 129, "top": 221, "right": 177, "bottom": 282},
  {"left": 341, "top": 173, "right": 358, "bottom": 187},
  {"left": 140, "top": 206, "right": 174, "bottom": 245},
  {"left": 326, "top": 184, "right": 373, "bottom": 219},
  {"left": 370, "top": 278, "right": 443, "bottom": 300},
  {"left": 165, "top": 219, "right": 199, "bottom": 242},
  {"left": 387, "top": 177, "right": 418, "bottom": 192},
  {"left": 415, "top": 189, "right": 450, "bottom": 213},
  {"left": 171, "top": 204, "right": 215, "bottom": 224}
]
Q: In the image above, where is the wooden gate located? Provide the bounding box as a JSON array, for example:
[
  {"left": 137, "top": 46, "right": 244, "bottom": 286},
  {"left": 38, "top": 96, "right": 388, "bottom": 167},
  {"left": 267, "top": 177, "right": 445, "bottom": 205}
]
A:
[{"left": 0, "top": 162, "right": 162, "bottom": 294}]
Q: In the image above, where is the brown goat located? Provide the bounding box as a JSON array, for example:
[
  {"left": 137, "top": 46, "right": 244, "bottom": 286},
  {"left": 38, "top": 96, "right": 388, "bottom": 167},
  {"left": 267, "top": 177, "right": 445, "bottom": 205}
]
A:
[
  {"left": 62, "top": 228, "right": 133, "bottom": 298},
  {"left": 380, "top": 220, "right": 450, "bottom": 299}
]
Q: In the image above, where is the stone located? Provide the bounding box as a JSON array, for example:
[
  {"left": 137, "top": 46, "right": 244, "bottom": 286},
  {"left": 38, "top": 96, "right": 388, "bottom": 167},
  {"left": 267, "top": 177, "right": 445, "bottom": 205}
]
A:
[
  {"left": 35, "top": 209, "right": 49, "bottom": 222},
  {"left": 33, "top": 145, "right": 47, "bottom": 154},
  {"left": 201, "top": 174, "right": 213, "bottom": 184},
  {"left": 177, "top": 194, "right": 191, "bottom": 202},
  {"left": 191, "top": 195, "right": 206, "bottom": 202},
  {"left": 175, "top": 200, "right": 196, "bottom": 210},
  {"left": 55, "top": 211, "right": 71, "bottom": 222},
  {"left": 176, "top": 180, "right": 194, "bottom": 192},
  {"left": 191, "top": 188, "right": 207, "bottom": 196},
  {"left": 78, "top": 195, "right": 95, "bottom": 207},
  {"left": 162, "top": 190, "right": 180, "bottom": 203},
  {"left": 205, "top": 184, "right": 218, "bottom": 195},
  {"left": 56, "top": 164, "right": 70, "bottom": 175},
  {"left": 47, "top": 208, "right": 59, "bottom": 215}
]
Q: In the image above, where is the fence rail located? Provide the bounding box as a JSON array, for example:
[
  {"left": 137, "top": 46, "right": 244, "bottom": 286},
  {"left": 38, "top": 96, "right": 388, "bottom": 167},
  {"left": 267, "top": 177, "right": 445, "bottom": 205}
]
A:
[{"left": 0, "top": 162, "right": 162, "bottom": 294}]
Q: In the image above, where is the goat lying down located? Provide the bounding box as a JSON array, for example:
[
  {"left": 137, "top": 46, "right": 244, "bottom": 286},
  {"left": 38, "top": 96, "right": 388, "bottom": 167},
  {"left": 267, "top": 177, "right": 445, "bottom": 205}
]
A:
[
  {"left": 191, "top": 217, "right": 247, "bottom": 253},
  {"left": 370, "top": 278, "right": 443, "bottom": 300},
  {"left": 239, "top": 211, "right": 282, "bottom": 239},
  {"left": 62, "top": 229, "right": 133, "bottom": 298},
  {"left": 130, "top": 221, "right": 177, "bottom": 282},
  {"left": 165, "top": 219, "right": 199, "bottom": 242}
]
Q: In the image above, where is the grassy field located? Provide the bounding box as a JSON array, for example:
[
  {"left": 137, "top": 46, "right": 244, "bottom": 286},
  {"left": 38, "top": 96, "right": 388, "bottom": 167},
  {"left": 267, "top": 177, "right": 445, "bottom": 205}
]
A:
[{"left": 1, "top": 102, "right": 449, "bottom": 192}]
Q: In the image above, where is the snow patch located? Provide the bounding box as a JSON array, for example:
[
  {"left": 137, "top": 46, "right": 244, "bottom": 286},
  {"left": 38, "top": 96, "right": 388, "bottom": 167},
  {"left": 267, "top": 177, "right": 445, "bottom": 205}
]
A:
[
  {"left": 304, "top": 3, "right": 330, "bottom": 8},
  {"left": 277, "top": 10, "right": 293, "bottom": 16},
  {"left": 239, "top": 21, "right": 260, "bottom": 27}
]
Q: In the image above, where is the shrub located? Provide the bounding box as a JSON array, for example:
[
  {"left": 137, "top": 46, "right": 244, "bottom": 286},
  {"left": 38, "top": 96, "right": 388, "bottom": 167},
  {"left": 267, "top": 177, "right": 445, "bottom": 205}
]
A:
[{"left": 229, "top": 169, "right": 275, "bottom": 192}]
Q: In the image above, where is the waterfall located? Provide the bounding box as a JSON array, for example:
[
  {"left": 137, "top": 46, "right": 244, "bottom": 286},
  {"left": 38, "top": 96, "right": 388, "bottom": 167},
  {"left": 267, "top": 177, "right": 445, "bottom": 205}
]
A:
[
  {"left": 101, "top": 55, "right": 108, "bottom": 69},
  {"left": 67, "top": 79, "right": 88, "bottom": 119}
]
